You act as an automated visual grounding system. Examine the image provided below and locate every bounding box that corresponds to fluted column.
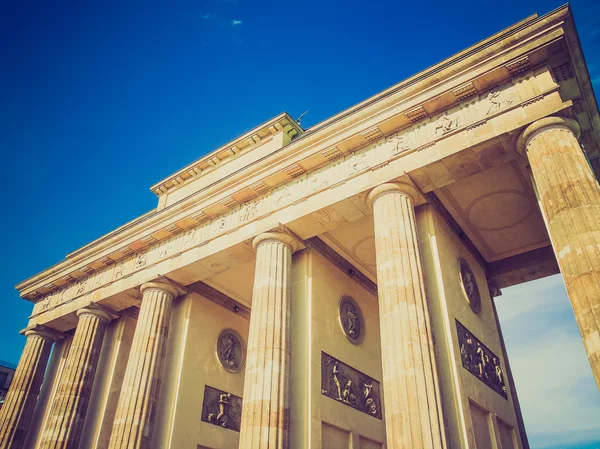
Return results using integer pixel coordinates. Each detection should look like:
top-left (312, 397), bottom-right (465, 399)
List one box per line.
top-left (38, 305), bottom-right (113, 449)
top-left (108, 281), bottom-right (182, 449)
top-left (239, 232), bottom-right (298, 449)
top-left (367, 183), bottom-right (445, 449)
top-left (0, 326), bottom-right (59, 449)
top-left (518, 116), bottom-right (600, 389)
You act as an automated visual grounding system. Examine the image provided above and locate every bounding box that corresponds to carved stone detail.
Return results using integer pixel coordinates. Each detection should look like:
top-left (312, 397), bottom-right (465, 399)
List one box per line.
top-left (434, 111), bottom-right (460, 135)
top-left (485, 88), bottom-right (515, 115)
top-left (387, 131), bottom-right (413, 155)
top-left (201, 385), bottom-right (242, 432)
top-left (320, 352), bottom-right (381, 419)
top-left (457, 320), bottom-right (507, 399)
top-left (338, 296), bottom-right (365, 344)
top-left (31, 77), bottom-right (541, 314)
top-left (458, 257), bottom-right (481, 313)
top-left (216, 329), bottom-right (245, 373)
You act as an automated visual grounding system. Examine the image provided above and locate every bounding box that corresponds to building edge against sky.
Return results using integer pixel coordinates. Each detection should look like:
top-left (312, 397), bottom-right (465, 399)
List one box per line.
top-left (1, 4), bottom-right (599, 449)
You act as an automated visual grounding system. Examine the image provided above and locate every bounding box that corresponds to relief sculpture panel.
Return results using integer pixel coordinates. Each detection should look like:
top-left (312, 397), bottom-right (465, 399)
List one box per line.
top-left (201, 385), bottom-right (243, 432)
top-left (456, 320), bottom-right (507, 399)
top-left (321, 352), bottom-right (382, 419)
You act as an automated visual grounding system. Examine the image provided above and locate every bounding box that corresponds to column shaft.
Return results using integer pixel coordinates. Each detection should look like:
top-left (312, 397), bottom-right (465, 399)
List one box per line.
top-left (368, 184), bottom-right (445, 449)
top-left (38, 307), bottom-right (112, 449)
top-left (0, 328), bottom-right (57, 449)
top-left (520, 117), bottom-right (600, 389)
top-left (239, 233), bottom-right (296, 449)
top-left (108, 282), bottom-right (177, 449)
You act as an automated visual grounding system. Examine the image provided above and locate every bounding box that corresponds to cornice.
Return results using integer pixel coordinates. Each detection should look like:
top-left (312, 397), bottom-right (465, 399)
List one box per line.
top-left (16, 5), bottom-right (590, 302)
top-left (149, 113), bottom-right (303, 197)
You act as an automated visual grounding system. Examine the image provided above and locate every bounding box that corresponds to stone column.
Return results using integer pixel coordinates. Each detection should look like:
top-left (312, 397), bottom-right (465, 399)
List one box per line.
top-left (0, 326), bottom-right (59, 449)
top-left (238, 232), bottom-right (298, 449)
top-left (367, 183), bottom-right (445, 449)
top-left (108, 280), bottom-right (182, 449)
top-left (38, 305), bottom-right (113, 449)
top-left (518, 116), bottom-right (600, 389)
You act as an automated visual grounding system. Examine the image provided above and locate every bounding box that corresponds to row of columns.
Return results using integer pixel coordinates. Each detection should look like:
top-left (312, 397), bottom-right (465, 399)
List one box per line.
top-left (1, 115), bottom-right (599, 449)
top-left (0, 281), bottom-right (180, 449)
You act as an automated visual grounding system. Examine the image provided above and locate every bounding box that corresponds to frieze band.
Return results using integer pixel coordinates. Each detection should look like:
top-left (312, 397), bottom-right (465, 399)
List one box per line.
top-left (456, 320), bottom-right (507, 399)
top-left (31, 73), bottom-right (547, 315)
top-left (320, 352), bottom-right (382, 419)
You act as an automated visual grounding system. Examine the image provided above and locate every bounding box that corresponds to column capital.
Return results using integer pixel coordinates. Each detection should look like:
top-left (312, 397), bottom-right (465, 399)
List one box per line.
top-left (516, 116), bottom-right (581, 157)
top-left (252, 231), bottom-right (300, 253)
top-left (20, 324), bottom-right (62, 342)
top-left (140, 277), bottom-right (186, 299)
top-left (366, 182), bottom-right (420, 208)
top-left (77, 302), bottom-right (117, 323)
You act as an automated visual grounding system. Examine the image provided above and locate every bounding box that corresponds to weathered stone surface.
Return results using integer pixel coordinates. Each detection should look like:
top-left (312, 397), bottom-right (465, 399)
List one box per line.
top-left (107, 281), bottom-right (180, 449)
top-left (0, 327), bottom-right (59, 449)
top-left (519, 116), bottom-right (600, 389)
top-left (38, 306), bottom-right (113, 449)
top-left (368, 183), bottom-right (446, 449)
top-left (238, 232), bottom-right (298, 449)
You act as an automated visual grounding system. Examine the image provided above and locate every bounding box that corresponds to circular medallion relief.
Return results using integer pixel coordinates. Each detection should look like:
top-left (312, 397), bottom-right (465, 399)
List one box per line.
top-left (216, 329), bottom-right (246, 373)
top-left (338, 296), bottom-right (365, 344)
top-left (458, 258), bottom-right (481, 314)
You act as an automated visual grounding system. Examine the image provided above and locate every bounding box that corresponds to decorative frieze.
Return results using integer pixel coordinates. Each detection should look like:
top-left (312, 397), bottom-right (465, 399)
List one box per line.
top-left (321, 352), bottom-right (382, 419)
top-left (403, 105), bottom-right (428, 122)
top-left (201, 386), bottom-right (242, 432)
top-left (361, 126), bottom-right (384, 142)
top-left (29, 74), bottom-right (551, 312)
top-left (219, 196), bottom-right (239, 209)
top-left (284, 163), bottom-right (306, 178)
top-left (249, 180), bottom-right (271, 195)
top-left (452, 82), bottom-right (478, 101)
top-left (505, 55), bottom-right (531, 76)
top-left (456, 320), bottom-right (507, 399)
top-left (321, 147), bottom-right (343, 160)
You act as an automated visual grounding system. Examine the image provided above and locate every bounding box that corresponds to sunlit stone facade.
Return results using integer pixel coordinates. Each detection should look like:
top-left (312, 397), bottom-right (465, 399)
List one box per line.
top-left (2, 5), bottom-right (600, 449)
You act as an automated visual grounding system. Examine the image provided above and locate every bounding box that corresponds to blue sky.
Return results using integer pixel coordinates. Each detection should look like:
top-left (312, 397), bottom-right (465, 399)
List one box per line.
top-left (1, 1), bottom-right (599, 447)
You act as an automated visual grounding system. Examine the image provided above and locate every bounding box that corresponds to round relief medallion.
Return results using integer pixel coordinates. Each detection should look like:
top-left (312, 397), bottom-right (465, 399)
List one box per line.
top-left (216, 329), bottom-right (246, 373)
top-left (458, 258), bottom-right (481, 314)
top-left (338, 296), bottom-right (365, 344)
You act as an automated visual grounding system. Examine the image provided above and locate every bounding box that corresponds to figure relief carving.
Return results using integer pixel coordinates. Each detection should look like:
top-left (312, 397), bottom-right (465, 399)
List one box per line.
top-left (134, 251), bottom-right (148, 270)
top-left (211, 216), bottom-right (228, 237)
top-left (309, 170), bottom-right (330, 192)
top-left (92, 271), bottom-right (105, 289)
top-left (321, 352), bottom-right (382, 419)
top-left (273, 184), bottom-right (292, 207)
top-left (201, 385), bottom-right (243, 432)
top-left (388, 131), bottom-right (413, 155)
top-left (485, 88), bottom-right (515, 115)
top-left (348, 151), bottom-right (369, 174)
top-left (240, 200), bottom-right (259, 223)
top-left (457, 320), bottom-right (507, 398)
top-left (458, 257), bottom-right (481, 313)
top-left (113, 260), bottom-right (126, 280)
top-left (434, 111), bottom-right (460, 135)
top-left (182, 228), bottom-right (196, 249)
top-left (75, 279), bottom-right (87, 296)
top-left (338, 296), bottom-right (365, 344)
top-left (217, 329), bottom-right (246, 373)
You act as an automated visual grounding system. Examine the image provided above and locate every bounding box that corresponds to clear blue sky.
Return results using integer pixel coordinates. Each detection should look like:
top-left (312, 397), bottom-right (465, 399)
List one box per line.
top-left (1, 1), bottom-right (599, 448)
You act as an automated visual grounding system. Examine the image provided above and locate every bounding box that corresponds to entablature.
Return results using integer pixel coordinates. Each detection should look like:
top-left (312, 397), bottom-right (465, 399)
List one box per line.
top-left (17, 5), bottom-right (599, 312)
